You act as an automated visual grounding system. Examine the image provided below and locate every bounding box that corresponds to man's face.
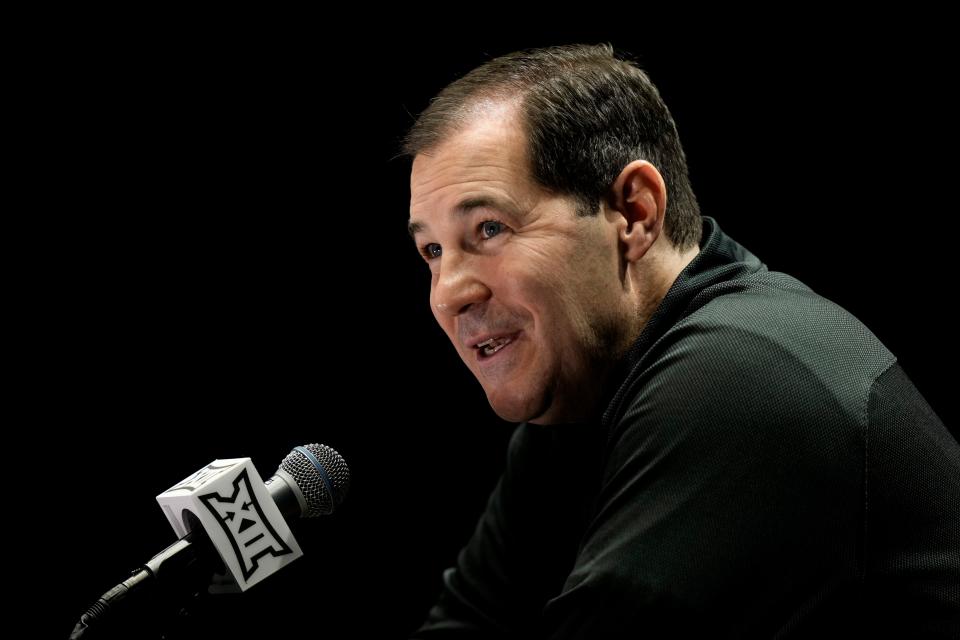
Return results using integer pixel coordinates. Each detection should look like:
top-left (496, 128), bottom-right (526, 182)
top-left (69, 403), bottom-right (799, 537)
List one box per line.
top-left (408, 106), bottom-right (634, 424)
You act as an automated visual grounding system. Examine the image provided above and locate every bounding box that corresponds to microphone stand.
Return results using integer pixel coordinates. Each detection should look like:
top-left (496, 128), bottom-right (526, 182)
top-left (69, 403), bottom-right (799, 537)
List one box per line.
top-left (70, 524), bottom-right (224, 639)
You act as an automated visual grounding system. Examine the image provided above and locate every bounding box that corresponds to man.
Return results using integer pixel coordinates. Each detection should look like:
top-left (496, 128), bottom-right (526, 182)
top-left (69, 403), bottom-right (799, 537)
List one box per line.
top-left (403, 44), bottom-right (959, 638)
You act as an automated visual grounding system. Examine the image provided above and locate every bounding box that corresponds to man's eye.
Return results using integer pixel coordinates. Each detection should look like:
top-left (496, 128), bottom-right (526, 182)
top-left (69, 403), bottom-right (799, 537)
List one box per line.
top-left (480, 220), bottom-right (505, 239)
top-left (422, 243), bottom-right (442, 260)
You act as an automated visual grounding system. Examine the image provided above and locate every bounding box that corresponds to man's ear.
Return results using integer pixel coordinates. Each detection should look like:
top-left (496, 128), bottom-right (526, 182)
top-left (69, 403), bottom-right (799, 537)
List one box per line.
top-left (607, 160), bottom-right (667, 263)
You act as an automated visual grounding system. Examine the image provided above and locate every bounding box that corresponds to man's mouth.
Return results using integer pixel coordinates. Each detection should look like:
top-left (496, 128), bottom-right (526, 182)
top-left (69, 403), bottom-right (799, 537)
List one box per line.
top-left (476, 335), bottom-right (513, 358)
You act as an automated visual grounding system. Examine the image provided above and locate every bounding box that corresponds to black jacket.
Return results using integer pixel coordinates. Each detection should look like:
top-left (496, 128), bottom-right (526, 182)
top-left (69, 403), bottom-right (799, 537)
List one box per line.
top-left (413, 216), bottom-right (960, 638)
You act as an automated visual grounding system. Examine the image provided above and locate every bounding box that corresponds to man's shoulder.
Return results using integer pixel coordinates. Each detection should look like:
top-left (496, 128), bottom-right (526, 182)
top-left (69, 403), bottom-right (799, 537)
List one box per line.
top-left (673, 268), bottom-right (896, 380)
top-left (608, 270), bottom-right (897, 439)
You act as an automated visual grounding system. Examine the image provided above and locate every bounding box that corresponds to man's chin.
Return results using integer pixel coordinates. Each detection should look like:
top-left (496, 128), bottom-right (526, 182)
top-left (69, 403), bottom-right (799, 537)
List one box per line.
top-left (485, 387), bottom-right (551, 424)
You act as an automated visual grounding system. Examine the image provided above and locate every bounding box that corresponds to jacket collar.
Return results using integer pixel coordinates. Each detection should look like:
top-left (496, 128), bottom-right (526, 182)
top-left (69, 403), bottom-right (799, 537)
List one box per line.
top-left (601, 215), bottom-right (768, 426)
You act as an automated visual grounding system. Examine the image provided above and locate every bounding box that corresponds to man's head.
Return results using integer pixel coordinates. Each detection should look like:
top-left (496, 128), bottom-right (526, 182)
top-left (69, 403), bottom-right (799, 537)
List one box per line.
top-left (405, 44), bottom-right (702, 424)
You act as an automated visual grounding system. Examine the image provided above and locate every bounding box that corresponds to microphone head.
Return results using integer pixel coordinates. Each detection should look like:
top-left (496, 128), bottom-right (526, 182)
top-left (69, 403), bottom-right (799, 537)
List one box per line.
top-left (279, 443), bottom-right (350, 517)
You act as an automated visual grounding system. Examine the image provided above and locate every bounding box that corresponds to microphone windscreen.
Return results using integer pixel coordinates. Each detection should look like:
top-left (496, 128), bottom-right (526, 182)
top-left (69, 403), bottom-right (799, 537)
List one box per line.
top-left (280, 444), bottom-right (351, 516)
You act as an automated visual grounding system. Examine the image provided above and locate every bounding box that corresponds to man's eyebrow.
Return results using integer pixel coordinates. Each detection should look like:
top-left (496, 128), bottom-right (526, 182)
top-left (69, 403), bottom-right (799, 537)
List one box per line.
top-left (408, 196), bottom-right (523, 239)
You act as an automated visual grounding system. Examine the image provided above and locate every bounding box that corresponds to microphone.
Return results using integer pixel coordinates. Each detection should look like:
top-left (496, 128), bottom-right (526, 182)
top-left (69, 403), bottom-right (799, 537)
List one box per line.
top-left (264, 443), bottom-right (351, 520)
top-left (70, 443), bottom-right (350, 639)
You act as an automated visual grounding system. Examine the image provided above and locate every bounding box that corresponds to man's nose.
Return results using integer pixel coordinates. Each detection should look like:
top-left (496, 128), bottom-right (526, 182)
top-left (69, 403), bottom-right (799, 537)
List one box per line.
top-left (432, 251), bottom-right (491, 317)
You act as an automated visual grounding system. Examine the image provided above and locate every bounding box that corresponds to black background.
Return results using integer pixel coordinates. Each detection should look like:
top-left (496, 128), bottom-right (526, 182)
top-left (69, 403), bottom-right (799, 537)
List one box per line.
top-left (32, 17), bottom-right (956, 639)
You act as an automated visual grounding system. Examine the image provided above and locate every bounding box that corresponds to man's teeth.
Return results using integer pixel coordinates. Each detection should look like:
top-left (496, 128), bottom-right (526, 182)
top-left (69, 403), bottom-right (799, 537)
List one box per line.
top-left (479, 336), bottom-right (512, 356)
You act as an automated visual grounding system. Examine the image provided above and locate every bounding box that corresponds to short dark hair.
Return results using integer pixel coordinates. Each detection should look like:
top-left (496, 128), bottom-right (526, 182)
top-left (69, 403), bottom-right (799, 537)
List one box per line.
top-left (402, 43), bottom-right (702, 252)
